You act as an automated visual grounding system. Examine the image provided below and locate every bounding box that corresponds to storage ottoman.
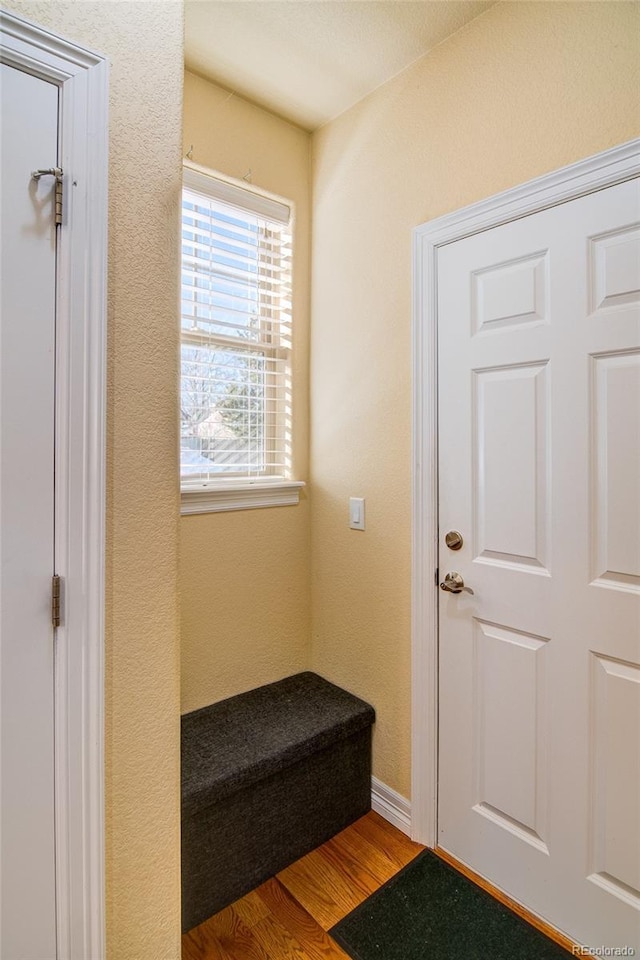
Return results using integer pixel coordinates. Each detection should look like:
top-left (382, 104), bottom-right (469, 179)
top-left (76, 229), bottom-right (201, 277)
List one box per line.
top-left (181, 671), bottom-right (375, 932)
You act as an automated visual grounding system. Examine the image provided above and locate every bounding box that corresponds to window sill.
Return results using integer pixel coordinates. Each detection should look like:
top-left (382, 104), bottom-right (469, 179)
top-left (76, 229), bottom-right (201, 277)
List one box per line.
top-left (180, 479), bottom-right (305, 515)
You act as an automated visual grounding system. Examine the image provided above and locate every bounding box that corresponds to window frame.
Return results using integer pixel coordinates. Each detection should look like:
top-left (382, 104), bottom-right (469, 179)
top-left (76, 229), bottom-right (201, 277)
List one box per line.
top-left (180, 163), bottom-right (303, 514)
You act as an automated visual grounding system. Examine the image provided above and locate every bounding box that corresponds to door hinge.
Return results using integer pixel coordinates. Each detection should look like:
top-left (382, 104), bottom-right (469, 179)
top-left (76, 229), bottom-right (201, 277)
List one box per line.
top-left (52, 575), bottom-right (63, 629)
top-left (31, 167), bottom-right (63, 226)
top-left (435, 567), bottom-right (439, 586)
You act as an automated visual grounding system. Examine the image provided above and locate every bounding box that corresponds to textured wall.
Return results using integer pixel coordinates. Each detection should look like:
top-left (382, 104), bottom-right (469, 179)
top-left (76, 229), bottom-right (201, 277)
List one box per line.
top-left (2, 2), bottom-right (183, 957)
top-left (180, 72), bottom-right (312, 713)
top-left (310, 1), bottom-right (640, 799)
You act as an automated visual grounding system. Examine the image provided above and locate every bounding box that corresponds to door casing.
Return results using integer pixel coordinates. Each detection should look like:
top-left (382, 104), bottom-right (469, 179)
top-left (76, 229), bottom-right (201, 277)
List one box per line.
top-left (411, 138), bottom-right (640, 849)
top-left (0, 11), bottom-right (108, 959)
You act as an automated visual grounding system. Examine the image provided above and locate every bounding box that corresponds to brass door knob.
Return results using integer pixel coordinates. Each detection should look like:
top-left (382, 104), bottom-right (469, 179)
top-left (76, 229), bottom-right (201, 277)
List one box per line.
top-left (440, 572), bottom-right (474, 595)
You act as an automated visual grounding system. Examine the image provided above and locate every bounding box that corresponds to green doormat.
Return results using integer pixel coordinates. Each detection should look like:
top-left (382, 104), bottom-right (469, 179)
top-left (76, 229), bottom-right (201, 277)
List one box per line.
top-left (330, 850), bottom-right (570, 960)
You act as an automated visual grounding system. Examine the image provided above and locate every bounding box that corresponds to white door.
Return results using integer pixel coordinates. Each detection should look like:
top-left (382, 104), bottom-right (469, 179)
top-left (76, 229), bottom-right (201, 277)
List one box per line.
top-left (1, 63), bottom-right (59, 959)
top-left (438, 177), bottom-right (640, 949)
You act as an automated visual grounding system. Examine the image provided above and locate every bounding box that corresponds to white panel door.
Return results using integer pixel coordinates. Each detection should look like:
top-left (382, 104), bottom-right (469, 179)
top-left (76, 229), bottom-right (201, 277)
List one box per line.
top-left (1, 63), bottom-right (59, 959)
top-left (438, 177), bottom-right (640, 950)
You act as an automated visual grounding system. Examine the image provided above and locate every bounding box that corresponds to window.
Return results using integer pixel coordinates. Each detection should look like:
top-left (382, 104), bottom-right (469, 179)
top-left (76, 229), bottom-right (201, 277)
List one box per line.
top-left (180, 165), bottom-right (303, 513)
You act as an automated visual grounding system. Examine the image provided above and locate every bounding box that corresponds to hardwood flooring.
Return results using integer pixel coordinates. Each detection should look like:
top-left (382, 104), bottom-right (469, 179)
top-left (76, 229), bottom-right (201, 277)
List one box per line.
top-left (182, 811), bottom-right (425, 960)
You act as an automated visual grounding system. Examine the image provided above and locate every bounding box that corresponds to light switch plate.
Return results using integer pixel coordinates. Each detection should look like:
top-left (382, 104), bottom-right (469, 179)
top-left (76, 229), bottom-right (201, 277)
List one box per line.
top-left (349, 497), bottom-right (365, 530)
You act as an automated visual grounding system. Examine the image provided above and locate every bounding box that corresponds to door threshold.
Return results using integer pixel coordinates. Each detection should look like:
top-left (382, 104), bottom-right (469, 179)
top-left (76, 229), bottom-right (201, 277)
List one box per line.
top-left (434, 846), bottom-right (577, 955)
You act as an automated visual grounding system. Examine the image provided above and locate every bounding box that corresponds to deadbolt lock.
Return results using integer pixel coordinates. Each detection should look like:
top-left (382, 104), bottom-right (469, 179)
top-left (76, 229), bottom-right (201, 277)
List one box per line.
top-left (445, 530), bottom-right (463, 551)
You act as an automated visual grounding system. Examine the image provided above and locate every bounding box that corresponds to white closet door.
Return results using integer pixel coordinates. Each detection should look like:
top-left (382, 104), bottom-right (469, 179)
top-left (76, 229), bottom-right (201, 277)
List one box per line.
top-left (1, 62), bottom-right (59, 960)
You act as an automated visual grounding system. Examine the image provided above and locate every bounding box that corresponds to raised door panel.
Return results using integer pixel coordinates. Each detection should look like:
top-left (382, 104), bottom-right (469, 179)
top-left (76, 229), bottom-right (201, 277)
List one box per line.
top-left (472, 620), bottom-right (549, 853)
top-left (473, 362), bottom-right (550, 573)
top-left (589, 654), bottom-right (640, 908)
top-left (591, 227), bottom-right (640, 312)
top-left (472, 251), bottom-right (549, 335)
top-left (590, 351), bottom-right (640, 593)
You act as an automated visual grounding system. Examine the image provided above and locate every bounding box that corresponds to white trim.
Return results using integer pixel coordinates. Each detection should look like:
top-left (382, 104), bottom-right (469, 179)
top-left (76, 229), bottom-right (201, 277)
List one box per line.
top-left (411, 139), bottom-right (640, 847)
top-left (1, 11), bottom-right (107, 960)
top-left (183, 160), bottom-right (291, 224)
top-left (371, 777), bottom-right (412, 837)
top-left (414, 139), bottom-right (640, 249)
top-left (410, 212), bottom-right (440, 847)
top-left (181, 479), bottom-right (305, 514)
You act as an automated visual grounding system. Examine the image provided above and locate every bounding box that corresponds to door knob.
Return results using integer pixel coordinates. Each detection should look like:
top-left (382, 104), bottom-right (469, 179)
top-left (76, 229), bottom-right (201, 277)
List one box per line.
top-left (440, 572), bottom-right (474, 595)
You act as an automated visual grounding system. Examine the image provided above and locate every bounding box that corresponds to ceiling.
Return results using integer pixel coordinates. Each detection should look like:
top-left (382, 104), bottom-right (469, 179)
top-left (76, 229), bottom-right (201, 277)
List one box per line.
top-left (185, 1), bottom-right (496, 131)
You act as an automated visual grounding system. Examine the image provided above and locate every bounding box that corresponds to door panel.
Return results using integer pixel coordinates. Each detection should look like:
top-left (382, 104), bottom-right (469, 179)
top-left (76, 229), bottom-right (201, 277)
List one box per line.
top-left (592, 351), bottom-right (640, 589)
top-left (590, 654), bottom-right (640, 901)
top-left (473, 361), bottom-right (550, 569)
top-left (0, 63), bottom-right (59, 959)
top-left (438, 177), bottom-right (640, 949)
top-left (472, 620), bottom-right (549, 853)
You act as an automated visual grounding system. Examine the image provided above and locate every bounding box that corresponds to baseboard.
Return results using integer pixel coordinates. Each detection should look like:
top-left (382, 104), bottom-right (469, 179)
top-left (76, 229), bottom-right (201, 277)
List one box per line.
top-left (371, 777), bottom-right (412, 836)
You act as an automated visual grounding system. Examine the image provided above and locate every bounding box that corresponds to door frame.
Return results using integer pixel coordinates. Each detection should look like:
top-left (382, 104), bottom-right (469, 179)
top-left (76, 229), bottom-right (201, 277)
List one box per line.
top-left (0, 11), bottom-right (107, 958)
top-left (411, 138), bottom-right (640, 847)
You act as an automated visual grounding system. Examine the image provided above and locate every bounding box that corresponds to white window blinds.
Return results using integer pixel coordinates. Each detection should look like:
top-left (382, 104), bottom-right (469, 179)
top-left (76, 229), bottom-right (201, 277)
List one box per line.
top-left (180, 167), bottom-right (293, 485)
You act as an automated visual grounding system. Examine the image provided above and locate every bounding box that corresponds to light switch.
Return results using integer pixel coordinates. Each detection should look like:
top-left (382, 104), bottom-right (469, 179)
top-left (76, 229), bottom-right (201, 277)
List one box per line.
top-left (349, 497), bottom-right (365, 530)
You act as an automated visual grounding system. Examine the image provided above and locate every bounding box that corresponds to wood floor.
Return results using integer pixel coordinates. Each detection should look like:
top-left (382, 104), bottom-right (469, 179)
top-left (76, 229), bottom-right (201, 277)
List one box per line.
top-left (182, 811), bottom-right (425, 960)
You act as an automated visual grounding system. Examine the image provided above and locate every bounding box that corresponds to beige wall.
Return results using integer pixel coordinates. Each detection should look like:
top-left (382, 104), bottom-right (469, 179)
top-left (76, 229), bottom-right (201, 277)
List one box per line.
top-left (310, 1), bottom-right (640, 798)
top-left (180, 72), bottom-right (312, 712)
top-left (3, 2), bottom-right (183, 957)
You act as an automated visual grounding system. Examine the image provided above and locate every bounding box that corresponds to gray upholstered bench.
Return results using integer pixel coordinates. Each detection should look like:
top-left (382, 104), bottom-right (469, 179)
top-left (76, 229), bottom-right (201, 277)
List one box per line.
top-left (181, 671), bottom-right (375, 932)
